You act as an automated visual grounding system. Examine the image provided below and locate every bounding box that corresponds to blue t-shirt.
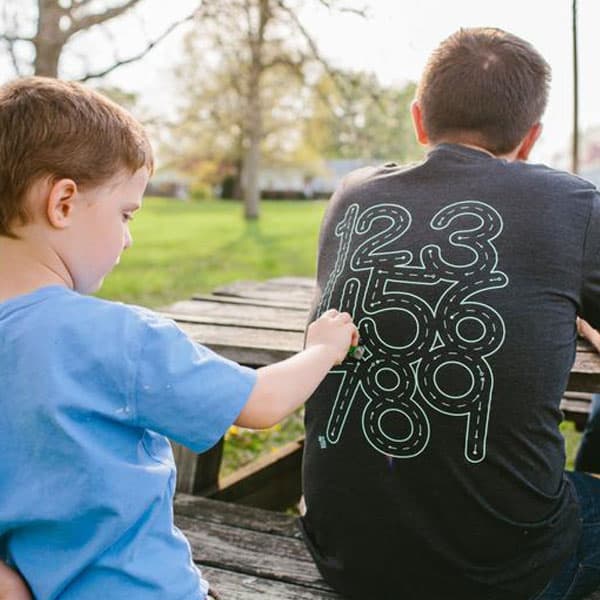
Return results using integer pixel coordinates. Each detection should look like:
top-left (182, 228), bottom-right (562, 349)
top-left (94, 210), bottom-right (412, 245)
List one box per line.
top-left (0, 286), bottom-right (257, 599)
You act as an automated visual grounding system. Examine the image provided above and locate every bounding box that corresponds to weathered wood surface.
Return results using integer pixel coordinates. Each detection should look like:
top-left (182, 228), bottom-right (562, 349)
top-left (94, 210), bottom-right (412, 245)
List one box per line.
top-left (173, 494), bottom-right (341, 599)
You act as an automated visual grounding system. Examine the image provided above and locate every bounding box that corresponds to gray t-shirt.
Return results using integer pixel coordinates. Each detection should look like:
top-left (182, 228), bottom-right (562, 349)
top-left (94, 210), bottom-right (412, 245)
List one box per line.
top-left (301, 143), bottom-right (600, 600)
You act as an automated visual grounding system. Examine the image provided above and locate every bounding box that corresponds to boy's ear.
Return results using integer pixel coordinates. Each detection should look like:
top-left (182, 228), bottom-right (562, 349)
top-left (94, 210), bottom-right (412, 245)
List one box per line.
top-left (411, 100), bottom-right (429, 146)
top-left (46, 178), bottom-right (78, 229)
top-left (516, 122), bottom-right (543, 161)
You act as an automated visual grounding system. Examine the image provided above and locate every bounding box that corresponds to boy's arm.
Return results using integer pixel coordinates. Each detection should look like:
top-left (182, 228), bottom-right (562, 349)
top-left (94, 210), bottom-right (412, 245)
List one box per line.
top-left (0, 562), bottom-right (31, 600)
top-left (235, 309), bottom-right (358, 428)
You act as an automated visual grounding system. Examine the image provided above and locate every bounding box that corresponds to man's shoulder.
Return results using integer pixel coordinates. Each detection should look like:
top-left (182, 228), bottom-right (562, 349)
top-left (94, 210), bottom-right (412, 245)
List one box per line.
top-left (336, 161), bottom-right (419, 195)
top-left (508, 160), bottom-right (598, 193)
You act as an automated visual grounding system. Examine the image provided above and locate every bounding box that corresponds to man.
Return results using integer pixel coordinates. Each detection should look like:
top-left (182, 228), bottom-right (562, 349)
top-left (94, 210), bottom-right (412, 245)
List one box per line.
top-left (301, 28), bottom-right (600, 600)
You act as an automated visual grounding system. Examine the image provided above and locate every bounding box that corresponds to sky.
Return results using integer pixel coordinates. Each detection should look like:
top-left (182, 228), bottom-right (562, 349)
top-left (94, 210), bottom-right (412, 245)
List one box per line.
top-left (3, 0), bottom-right (599, 166)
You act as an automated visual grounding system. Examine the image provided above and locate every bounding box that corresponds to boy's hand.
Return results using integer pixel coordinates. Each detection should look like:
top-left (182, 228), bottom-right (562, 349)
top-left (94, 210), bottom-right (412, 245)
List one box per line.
top-left (306, 309), bottom-right (359, 365)
top-left (0, 562), bottom-right (31, 600)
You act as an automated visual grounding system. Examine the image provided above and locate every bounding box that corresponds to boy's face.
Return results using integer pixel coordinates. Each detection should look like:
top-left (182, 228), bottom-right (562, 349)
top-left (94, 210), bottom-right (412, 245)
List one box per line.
top-left (61, 167), bottom-right (149, 294)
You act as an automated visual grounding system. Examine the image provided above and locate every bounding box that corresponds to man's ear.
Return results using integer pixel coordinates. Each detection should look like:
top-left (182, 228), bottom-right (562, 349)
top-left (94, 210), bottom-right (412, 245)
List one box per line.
top-left (516, 123), bottom-right (543, 161)
top-left (411, 100), bottom-right (429, 146)
top-left (46, 178), bottom-right (78, 229)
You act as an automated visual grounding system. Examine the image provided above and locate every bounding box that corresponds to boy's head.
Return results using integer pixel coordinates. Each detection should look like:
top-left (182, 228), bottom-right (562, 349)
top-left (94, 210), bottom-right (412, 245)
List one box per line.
top-left (413, 27), bottom-right (551, 156)
top-left (0, 76), bottom-right (153, 238)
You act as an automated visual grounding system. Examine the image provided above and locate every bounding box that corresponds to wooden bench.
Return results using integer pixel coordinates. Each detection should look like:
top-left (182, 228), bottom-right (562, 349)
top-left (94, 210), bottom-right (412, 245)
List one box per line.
top-left (173, 493), bottom-right (341, 599)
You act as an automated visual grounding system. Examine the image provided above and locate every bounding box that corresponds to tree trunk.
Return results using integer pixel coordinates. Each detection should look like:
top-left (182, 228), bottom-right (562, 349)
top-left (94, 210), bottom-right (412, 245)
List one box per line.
top-left (34, 0), bottom-right (65, 77)
top-left (243, 125), bottom-right (261, 219)
top-left (243, 52), bottom-right (263, 219)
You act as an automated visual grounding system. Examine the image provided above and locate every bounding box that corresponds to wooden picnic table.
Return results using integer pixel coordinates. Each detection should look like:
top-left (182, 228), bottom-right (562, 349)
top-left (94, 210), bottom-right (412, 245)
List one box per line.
top-left (162, 276), bottom-right (600, 499)
top-left (164, 277), bottom-right (600, 600)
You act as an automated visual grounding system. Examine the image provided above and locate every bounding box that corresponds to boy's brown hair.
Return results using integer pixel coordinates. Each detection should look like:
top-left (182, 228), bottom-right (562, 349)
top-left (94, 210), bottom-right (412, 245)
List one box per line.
top-left (0, 76), bottom-right (154, 237)
top-left (416, 27), bottom-right (551, 154)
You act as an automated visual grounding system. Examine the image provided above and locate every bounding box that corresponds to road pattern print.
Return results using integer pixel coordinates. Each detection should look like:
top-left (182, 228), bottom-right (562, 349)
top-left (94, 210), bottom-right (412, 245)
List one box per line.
top-left (317, 201), bottom-right (508, 463)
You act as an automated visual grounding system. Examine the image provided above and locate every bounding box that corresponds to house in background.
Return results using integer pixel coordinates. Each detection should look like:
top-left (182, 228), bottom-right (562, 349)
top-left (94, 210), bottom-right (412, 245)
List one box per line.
top-left (145, 169), bottom-right (192, 199)
top-left (259, 158), bottom-right (376, 199)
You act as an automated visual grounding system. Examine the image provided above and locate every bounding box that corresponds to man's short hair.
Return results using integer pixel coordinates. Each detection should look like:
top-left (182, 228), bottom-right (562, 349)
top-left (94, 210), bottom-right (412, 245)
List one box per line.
top-left (416, 27), bottom-right (551, 154)
top-left (0, 76), bottom-right (154, 237)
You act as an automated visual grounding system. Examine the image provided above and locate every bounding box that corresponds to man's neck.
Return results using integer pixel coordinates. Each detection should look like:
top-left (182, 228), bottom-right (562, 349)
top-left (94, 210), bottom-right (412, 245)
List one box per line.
top-left (434, 140), bottom-right (519, 162)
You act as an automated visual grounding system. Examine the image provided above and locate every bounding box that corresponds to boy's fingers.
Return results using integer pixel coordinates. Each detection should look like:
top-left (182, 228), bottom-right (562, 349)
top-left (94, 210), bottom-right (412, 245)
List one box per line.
top-left (336, 312), bottom-right (352, 323)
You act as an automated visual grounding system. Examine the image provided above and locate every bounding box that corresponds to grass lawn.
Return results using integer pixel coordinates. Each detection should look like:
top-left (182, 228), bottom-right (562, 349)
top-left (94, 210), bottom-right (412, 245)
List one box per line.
top-left (97, 196), bottom-right (584, 475)
top-left (98, 197), bottom-right (327, 308)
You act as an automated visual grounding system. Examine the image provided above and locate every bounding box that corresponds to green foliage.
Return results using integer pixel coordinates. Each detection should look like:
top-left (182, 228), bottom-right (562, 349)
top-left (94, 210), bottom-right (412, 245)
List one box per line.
top-left (560, 420), bottom-right (582, 471)
top-left (304, 71), bottom-right (425, 163)
top-left (97, 197), bottom-right (326, 308)
top-left (222, 410), bottom-right (305, 477)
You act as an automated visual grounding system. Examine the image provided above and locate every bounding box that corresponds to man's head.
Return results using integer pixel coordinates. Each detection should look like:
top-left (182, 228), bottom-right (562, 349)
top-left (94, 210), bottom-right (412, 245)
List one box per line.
top-left (0, 76), bottom-right (153, 238)
top-left (412, 27), bottom-right (551, 157)
top-left (0, 77), bottom-right (154, 293)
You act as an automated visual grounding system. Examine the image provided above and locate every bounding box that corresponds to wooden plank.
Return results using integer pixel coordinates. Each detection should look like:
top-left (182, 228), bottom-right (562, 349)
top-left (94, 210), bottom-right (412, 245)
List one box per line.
top-left (175, 514), bottom-right (331, 591)
top-left (173, 439), bottom-right (224, 495)
top-left (173, 321), bottom-right (303, 366)
top-left (161, 311), bottom-right (305, 333)
top-left (200, 565), bottom-right (341, 599)
top-left (174, 494), bottom-right (301, 538)
top-left (191, 293), bottom-right (311, 312)
top-left (209, 439), bottom-right (303, 511)
top-left (265, 276), bottom-right (317, 288)
top-left (569, 351), bottom-right (600, 392)
top-left (162, 300), bottom-right (308, 330)
top-left (213, 280), bottom-right (315, 307)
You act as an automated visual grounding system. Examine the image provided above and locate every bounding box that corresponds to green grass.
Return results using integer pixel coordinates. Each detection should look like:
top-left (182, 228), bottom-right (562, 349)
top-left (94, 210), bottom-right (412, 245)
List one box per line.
top-left (97, 196), bottom-right (584, 475)
top-left (561, 421), bottom-right (582, 471)
top-left (98, 197), bottom-right (326, 308)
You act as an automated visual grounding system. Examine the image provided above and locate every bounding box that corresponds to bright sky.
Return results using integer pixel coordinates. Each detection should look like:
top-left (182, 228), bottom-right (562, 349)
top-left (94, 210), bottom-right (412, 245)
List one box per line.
top-left (5, 0), bottom-right (598, 166)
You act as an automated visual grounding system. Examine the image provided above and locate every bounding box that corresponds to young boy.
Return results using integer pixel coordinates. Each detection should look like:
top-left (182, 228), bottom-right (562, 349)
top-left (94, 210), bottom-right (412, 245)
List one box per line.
top-left (0, 77), bottom-right (358, 599)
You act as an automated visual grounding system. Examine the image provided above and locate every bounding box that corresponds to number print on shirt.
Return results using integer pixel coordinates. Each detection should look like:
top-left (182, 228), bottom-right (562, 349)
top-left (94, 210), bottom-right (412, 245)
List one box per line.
top-left (318, 201), bottom-right (508, 463)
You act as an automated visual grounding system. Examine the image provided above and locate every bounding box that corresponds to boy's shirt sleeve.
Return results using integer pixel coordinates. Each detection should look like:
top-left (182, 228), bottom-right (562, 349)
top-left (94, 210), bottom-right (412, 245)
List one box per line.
top-left (131, 311), bottom-right (257, 453)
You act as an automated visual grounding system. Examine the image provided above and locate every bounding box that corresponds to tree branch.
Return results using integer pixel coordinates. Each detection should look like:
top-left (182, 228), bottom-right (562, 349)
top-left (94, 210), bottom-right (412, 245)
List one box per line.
top-left (76, 6), bottom-right (201, 82)
top-left (68, 0), bottom-right (142, 35)
top-left (316, 0), bottom-right (367, 17)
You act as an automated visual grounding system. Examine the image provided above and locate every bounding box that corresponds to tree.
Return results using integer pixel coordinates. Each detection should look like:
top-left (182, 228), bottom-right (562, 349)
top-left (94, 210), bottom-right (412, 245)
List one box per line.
top-left (304, 71), bottom-right (423, 164)
top-left (164, 22), bottom-right (309, 201)
top-left (0, 0), bottom-right (200, 80)
top-left (169, 0), bottom-right (364, 219)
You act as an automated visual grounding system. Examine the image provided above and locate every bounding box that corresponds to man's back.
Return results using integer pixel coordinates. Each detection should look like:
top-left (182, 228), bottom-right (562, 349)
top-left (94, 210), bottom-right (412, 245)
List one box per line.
top-left (302, 144), bottom-right (600, 600)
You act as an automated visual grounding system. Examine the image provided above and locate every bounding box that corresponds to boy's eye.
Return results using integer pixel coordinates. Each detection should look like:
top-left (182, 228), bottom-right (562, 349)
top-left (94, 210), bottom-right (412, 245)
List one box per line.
top-left (122, 213), bottom-right (134, 222)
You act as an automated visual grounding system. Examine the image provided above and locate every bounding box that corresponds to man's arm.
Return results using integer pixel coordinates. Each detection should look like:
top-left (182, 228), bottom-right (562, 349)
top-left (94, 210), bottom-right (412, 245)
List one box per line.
top-left (0, 562), bottom-right (31, 600)
top-left (235, 309), bottom-right (358, 428)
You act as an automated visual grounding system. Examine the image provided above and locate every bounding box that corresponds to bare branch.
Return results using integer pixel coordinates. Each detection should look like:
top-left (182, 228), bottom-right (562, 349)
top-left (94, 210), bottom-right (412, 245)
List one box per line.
top-left (316, 0), bottom-right (367, 17)
top-left (0, 33), bottom-right (34, 42)
top-left (76, 6), bottom-right (201, 82)
top-left (68, 0), bottom-right (142, 35)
